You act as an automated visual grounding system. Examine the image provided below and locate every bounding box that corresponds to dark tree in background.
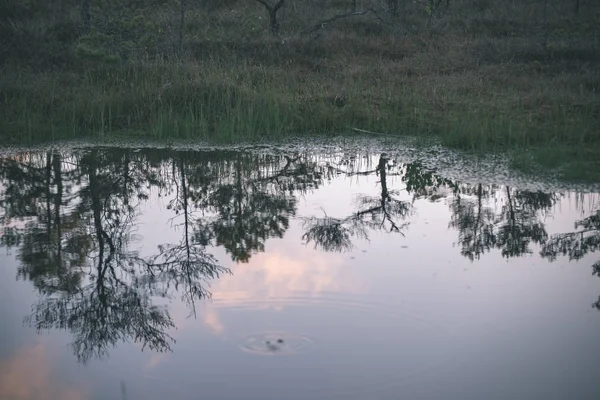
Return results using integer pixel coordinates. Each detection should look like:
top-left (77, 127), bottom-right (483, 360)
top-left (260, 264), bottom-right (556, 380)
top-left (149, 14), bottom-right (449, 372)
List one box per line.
top-left (388, 0), bottom-right (398, 16)
top-left (81, 0), bottom-right (90, 33)
top-left (254, 0), bottom-right (286, 35)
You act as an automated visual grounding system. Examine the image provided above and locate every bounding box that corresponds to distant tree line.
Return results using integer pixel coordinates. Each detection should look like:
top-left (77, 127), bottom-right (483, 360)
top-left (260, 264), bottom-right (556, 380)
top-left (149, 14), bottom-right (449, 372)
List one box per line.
top-left (1, 0), bottom-right (591, 65)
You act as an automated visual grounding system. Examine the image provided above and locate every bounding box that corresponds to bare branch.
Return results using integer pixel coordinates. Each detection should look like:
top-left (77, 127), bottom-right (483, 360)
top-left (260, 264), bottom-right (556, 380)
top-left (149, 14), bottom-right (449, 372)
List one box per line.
top-left (253, 0), bottom-right (286, 35)
top-left (280, 7), bottom-right (404, 42)
top-left (254, 0), bottom-right (273, 11)
top-left (302, 8), bottom-right (378, 36)
top-left (272, 0), bottom-right (285, 13)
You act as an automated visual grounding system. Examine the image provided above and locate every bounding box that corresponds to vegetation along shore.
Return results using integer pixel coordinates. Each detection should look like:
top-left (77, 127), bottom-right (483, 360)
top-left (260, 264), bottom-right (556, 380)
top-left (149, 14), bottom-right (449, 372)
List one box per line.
top-left (1, 0), bottom-right (599, 179)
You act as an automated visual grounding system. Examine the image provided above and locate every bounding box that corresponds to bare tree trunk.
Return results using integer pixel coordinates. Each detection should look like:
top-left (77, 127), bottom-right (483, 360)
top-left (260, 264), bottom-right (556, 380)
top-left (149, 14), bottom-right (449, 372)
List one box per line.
top-left (352, 0), bottom-right (357, 12)
top-left (255, 0), bottom-right (286, 35)
top-left (388, 0), bottom-right (398, 16)
top-left (81, 0), bottom-right (91, 34)
top-left (574, 0), bottom-right (580, 15)
top-left (179, 0), bottom-right (186, 53)
top-left (543, 0), bottom-right (549, 47)
top-left (269, 10), bottom-right (279, 34)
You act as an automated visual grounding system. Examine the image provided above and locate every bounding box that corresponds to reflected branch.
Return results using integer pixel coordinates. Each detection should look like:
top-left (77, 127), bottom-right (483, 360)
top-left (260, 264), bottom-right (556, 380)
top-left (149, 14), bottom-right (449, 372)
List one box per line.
top-left (301, 155), bottom-right (416, 252)
top-left (541, 210), bottom-right (600, 262)
top-left (137, 243), bottom-right (231, 310)
top-left (541, 208), bottom-right (600, 311)
top-left (302, 216), bottom-right (369, 252)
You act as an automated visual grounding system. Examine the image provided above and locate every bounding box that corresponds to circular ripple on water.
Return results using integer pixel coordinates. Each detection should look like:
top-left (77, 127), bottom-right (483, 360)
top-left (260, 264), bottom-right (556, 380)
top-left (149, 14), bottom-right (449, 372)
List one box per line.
top-left (213, 291), bottom-right (468, 397)
top-left (238, 331), bottom-right (315, 356)
top-left (212, 292), bottom-right (458, 338)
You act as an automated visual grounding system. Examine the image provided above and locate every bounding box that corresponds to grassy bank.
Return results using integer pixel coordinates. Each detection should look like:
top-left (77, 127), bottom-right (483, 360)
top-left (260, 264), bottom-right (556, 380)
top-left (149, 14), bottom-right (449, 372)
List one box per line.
top-left (1, 0), bottom-right (599, 179)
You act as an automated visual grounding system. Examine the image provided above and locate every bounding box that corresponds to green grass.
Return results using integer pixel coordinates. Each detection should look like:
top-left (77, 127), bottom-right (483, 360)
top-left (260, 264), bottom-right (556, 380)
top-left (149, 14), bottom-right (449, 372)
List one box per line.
top-left (1, 0), bottom-right (599, 180)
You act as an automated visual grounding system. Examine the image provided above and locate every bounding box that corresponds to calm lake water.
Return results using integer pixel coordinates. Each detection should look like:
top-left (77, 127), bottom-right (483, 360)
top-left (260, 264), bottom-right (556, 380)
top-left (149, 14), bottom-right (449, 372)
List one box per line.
top-left (1, 142), bottom-right (599, 400)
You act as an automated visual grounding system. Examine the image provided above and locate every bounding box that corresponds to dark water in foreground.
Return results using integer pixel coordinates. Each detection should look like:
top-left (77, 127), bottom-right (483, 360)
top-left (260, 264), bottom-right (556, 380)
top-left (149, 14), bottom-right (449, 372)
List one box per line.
top-left (0, 144), bottom-right (599, 400)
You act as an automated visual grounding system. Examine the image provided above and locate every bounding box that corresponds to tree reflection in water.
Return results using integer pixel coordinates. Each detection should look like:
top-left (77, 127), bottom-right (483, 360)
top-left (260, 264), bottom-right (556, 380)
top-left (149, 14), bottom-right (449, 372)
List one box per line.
top-left (449, 186), bottom-right (560, 260)
top-left (0, 146), bottom-right (598, 363)
top-left (541, 208), bottom-right (600, 309)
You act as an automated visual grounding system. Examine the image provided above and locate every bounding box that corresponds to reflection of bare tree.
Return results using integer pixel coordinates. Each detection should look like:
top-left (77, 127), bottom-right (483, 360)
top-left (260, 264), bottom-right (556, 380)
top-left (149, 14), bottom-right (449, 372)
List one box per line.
top-left (0, 149), bottom-right (236, 363)
top-left (541, 208), bottom-right (600, 310)
top-left (400, 161), bottom-right (458, 201)
top-left (0, 148), bottom-right (335, 363)
top-left (2, 145), bottom-right (598, 363)
top-left (494, 189), bottom-right (556, 258)
top-left (202, 152), bottom-right (319, 262)
top-left (28, 276), bottom-right (175, 364)
top-left (540, 210), bottom-right (600, 262)
top-left (594, 261), bottom-right (600, 310)
top-left (448, 184), bottom-right (496, 261)
top-left (0, 153), bottom-right (90, 293)
top-left (449, 187), bottom-right (560, 260)
top-left (138, 243), bottom-right (227, 307)
top-left (302, 214), bottom-right (370, 253)
top-left (302, 155), bottom-right (415, 252)
top-left (21, 149), bottom-right (177, 363)
top-left (136, 157), bottom-right (231, 314)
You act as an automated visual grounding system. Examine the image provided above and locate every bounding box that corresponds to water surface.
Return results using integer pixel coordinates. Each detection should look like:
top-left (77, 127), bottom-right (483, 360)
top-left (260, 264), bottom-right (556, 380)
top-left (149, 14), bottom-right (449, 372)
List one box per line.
top-left (1, 143), bottom-right (599, 400)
